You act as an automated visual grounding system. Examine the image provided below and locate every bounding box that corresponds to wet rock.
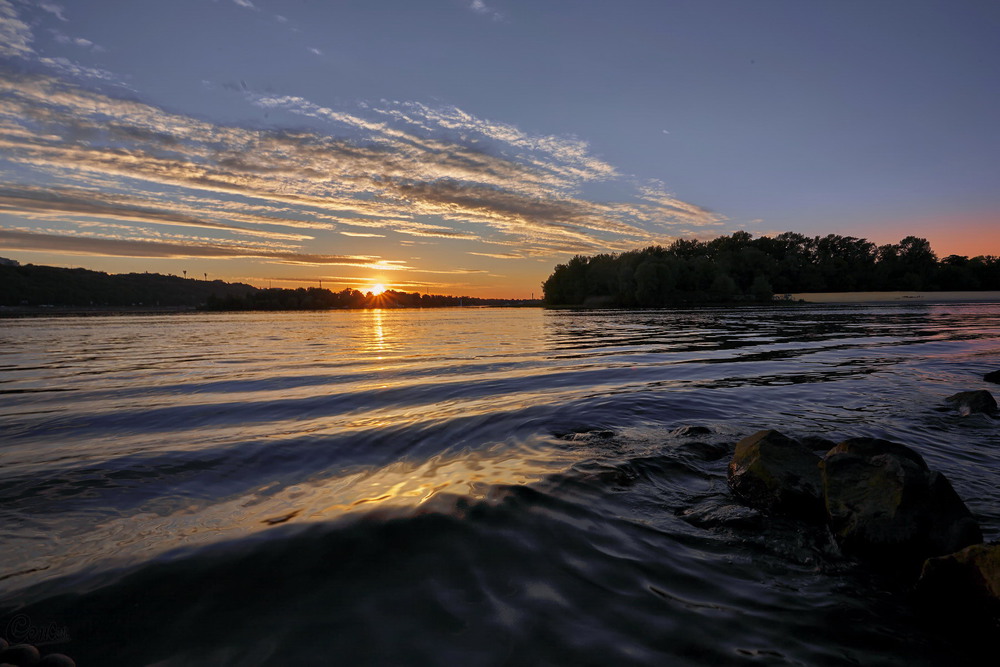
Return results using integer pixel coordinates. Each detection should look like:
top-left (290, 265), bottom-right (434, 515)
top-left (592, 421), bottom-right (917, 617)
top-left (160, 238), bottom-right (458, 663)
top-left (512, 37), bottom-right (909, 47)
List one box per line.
top-left (671, 425), bottom-right (712, 437)
top-left (38, 655), bottom-right (75, 667)
top-left (680, 498), bottom-right (765, 531)
top-left (820, 438), bottom-right (982, 565)
top-left (826, 437), bottom-right (928, 470)
top-left (916, 543), bottom-right (1000, 628)
top-left (799, 435), bottom-right (837, 452)
top-left (945, 390), bottom-right (997, 415)
top-left (0, 643), bottom-right (40, 666)
top-left (727, 430), bottom-right (824, 520)
top-left (556, 428), bottom-right (615, 441)
top-left (984, 370), bottom-right (1000, 384)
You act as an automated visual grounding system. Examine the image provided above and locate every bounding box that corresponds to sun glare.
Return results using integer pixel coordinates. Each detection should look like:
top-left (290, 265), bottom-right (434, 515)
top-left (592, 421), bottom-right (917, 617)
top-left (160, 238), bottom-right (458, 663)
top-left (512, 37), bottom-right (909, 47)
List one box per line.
top-left (371, 283), bottom-right (386, 295)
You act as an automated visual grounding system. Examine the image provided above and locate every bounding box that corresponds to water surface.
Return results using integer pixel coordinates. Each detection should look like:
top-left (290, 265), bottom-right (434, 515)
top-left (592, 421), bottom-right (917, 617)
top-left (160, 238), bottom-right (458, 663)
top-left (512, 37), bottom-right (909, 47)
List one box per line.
top-left (1, 305), bottom-right (998, 665)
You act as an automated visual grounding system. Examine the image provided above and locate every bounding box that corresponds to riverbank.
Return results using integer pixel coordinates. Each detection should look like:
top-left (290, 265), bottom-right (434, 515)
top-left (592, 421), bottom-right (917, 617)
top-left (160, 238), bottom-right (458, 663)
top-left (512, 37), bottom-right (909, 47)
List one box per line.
top-left (788, 291), bottom-right (1000, 304)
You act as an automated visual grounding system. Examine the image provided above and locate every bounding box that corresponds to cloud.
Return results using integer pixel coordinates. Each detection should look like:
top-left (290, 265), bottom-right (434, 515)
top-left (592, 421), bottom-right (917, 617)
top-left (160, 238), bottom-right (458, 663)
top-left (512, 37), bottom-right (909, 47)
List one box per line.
top-left (0, 0), bottom-right (33, 57)
top-left (37, 57), bottom-right (121, 82)
top-left (0, 187), bottom-right (312, 241)
top-left (0, 228), bottom-right (401, 268)
top-left (0, 68), bottom-right (719, 267)
top-left (36, 1), bottom-right (66, 21)
top-left (232, 0), bottom-right (256, 9)
top-left (51, 30), bottom-right (105, 52)
top-left (468, 0), bottom-right (502, 21)
top-left (467, 251), bottom-right (525, 260)
top-left (308, 47), bottom-right (322, 56)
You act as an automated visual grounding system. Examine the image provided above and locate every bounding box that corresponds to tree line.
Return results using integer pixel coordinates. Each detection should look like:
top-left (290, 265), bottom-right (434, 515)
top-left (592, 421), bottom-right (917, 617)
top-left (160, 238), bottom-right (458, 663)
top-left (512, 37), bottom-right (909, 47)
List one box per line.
top-left (203, 288), bottom-right (535, 310)
top-left (0, 259), bottom-right (536, 310)
top-left (542, 232), bottom-right (1000, 307)
top-left (0, 261), bottom-right (255, 307)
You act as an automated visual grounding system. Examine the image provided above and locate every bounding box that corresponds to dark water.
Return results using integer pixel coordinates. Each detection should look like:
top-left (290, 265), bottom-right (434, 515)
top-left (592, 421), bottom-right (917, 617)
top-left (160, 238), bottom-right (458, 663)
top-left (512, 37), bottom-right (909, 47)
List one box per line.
top-left (1, 305), bottom-right (997, 666)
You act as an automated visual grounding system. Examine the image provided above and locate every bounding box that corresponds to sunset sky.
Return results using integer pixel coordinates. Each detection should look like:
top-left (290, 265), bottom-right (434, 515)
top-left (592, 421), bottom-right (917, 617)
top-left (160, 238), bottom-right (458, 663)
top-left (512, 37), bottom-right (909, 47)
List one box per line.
top-left (1, 0), bottom-right (998, 297)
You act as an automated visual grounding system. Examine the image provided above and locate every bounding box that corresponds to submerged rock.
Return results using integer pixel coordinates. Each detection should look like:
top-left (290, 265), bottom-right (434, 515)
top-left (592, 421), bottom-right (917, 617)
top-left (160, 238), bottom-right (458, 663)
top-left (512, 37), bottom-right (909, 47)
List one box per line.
top-left (671, 425), bottom-right (712, 437)
top-left (727, 430), bottom-right (824, 520)
top-left (680, 497), bottom-right (765, 531)
top-left (945, 390), bottom-right (997, 415)
top-left (916, 543), bottom-right (1000, 627)
top-left (984, 370), bottom-right (1000, 384)
top-left (820, 438), bottom-right (982, 565)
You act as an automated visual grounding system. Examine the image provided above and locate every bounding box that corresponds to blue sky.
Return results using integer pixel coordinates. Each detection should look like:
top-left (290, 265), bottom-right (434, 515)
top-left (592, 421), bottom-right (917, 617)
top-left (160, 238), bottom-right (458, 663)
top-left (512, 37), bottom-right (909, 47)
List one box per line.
top-left (1, 0), bottom-right (998, 296)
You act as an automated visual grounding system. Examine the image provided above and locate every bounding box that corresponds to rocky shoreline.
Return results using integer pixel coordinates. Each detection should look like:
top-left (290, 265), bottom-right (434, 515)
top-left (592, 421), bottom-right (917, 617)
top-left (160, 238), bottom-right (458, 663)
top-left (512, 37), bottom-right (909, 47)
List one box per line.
top-left (722, 375), bottom-right (999, 631)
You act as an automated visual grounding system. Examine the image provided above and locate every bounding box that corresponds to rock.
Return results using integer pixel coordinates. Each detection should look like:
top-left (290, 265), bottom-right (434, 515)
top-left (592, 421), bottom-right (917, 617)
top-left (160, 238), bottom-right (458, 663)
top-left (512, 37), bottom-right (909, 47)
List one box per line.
top-left (680, 498), bottom-right (765, 530)
top-left (984, 370), bottom-right (1000, 384)
top-left (0, 644), bottom-right (41, 666)
top-left (727, 430), bottom-right (824, 520)
top-left (916, 543), bottom-right (1000, 626)
top-left (945, 390), bottom-right (997, 415)
top-left (38, 655), bottom-right (75, 667)
top-left (820, 438), bottom-right (982, 565)
top-left (671, 425), bottom-right (712, 437)
top-left (799, 435), bottom-right (837, 452)
top-left (826, 436), bottom-right (928, 471)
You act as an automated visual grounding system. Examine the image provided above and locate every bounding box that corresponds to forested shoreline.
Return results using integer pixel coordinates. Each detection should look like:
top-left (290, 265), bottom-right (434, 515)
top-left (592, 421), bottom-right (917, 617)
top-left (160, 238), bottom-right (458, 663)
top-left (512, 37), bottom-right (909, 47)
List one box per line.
top-left (0, 260), bottom-right (535, 311)
top-left (542, 232), bottom-right (1000, 307)
top-left (203, 288), bottom-right (535, 310)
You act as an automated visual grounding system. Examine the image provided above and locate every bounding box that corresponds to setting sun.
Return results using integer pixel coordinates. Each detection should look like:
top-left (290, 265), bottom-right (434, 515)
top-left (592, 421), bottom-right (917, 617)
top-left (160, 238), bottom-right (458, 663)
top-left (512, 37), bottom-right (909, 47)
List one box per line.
top-left (370, 283), bottom-right (386, 295)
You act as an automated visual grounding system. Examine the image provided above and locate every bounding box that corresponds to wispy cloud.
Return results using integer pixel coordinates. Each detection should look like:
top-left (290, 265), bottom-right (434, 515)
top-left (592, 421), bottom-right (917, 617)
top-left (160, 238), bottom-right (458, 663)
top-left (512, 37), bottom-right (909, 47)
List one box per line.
top-left (467, 251), bottom-right (526, 260)
top-left (36, 1), bottom-right (66, 21)
top-left (50, 30), bottom-right (105, 52)
top-left (232, 0), bottom-right (256, 9)
top-left (1, 2), bottom-right (122, 84)
top-left (0, 229), bottom-right (404, 269)
top-left (468, 0), bottom-right (503, 21)
top-left (1, 54), bottom-right (719, 270)
top-left (0, 187), bottom-right (312, 241)
top-left (0, 0), bottom-right (33, 57)
top-left (36, 57), bottom-right (120, 82)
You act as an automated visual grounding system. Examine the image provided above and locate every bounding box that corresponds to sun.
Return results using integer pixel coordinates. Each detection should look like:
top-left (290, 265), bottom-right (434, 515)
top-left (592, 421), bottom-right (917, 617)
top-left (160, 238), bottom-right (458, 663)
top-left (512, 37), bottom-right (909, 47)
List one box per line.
top-left (370, 283), bottom-right (386, 295)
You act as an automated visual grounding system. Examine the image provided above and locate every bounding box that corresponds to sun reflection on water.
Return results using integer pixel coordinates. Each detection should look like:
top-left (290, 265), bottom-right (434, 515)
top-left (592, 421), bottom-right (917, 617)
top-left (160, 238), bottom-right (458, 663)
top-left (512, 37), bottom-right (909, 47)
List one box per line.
top-left (367, 308), bottom-right (386, 355)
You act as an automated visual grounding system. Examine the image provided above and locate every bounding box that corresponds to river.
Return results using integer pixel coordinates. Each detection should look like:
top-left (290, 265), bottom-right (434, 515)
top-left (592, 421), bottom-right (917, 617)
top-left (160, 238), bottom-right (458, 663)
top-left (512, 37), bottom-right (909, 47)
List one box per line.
top-left (1, 304), bottom-right (998, 665)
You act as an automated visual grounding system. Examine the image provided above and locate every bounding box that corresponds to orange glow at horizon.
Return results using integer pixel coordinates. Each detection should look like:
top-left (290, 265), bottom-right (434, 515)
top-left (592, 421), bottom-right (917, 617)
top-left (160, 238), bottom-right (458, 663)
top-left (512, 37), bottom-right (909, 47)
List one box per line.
top-left (370, 283), bottom-right (386, 295)
top-left (853, 212), bottom-right (1000, 259)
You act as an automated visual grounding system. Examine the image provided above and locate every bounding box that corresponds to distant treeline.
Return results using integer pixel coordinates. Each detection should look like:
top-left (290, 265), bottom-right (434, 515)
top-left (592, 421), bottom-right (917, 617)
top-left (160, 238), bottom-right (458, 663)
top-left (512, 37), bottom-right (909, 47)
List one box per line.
top-left (0, 261), bottom-right (256, 307)
top-left (0, 259), bottom-right (535, 310)
top-left (204, 288), bottom-right (535, 310)
top-left (542, 232), bottom-right (1000, 307)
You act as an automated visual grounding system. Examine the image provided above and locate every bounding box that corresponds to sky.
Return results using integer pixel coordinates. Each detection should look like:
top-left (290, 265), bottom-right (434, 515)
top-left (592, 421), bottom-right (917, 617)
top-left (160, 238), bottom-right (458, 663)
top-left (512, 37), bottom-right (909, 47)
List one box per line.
top-left (1, 0), bottom-right (999, 297)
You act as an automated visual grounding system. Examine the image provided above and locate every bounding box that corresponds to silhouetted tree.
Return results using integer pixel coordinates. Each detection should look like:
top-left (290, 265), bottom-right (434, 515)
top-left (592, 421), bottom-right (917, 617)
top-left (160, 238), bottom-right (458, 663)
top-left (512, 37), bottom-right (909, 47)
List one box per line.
top-left (540, 232), bottom-right (1000, 307)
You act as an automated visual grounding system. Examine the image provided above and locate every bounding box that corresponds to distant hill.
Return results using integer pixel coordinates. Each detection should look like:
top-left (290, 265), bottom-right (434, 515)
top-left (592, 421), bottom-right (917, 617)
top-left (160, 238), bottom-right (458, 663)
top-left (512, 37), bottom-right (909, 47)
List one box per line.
top-left (0, 260), bottom-right (257, 307)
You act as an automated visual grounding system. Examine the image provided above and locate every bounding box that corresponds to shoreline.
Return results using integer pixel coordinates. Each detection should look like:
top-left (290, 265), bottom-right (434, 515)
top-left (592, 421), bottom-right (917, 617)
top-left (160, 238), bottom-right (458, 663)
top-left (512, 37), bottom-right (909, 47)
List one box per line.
top-left (5, 292), bottom-right (1000, 317)
top-left (787, 290), bottom-right (1000, 304)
